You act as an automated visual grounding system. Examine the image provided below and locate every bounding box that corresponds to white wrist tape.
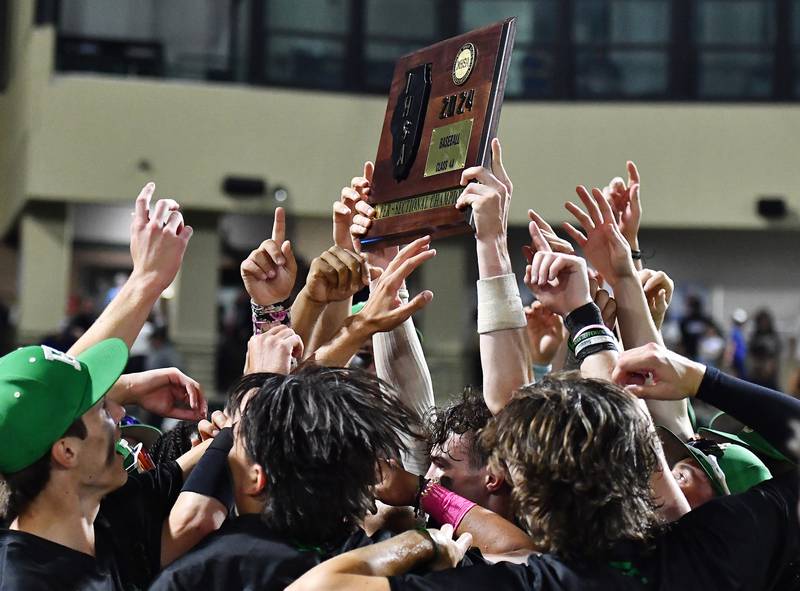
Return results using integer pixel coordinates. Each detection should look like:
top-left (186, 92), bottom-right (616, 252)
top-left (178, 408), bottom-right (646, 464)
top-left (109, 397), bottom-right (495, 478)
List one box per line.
top-left (476, 274), bottom-right (526, 334)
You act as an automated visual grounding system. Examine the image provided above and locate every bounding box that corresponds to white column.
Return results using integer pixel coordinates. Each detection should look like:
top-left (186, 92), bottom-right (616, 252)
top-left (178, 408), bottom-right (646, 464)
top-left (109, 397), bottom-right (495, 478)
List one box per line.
top-left (170, 212), bottom-right (220, 400)
top-left (18, 204), bottom-right (72, 343)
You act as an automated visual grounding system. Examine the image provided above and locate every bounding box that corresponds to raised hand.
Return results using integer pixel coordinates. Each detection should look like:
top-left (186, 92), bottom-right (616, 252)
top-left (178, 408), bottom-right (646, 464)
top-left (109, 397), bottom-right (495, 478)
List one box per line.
top-left (345, 162), bottom-right (402, 270)
top-left (198, 410), bottom-right (232, 441)
top-left (603, 161), bottom-right (642, 251)
top-left (524, 223), bottom-right (592, 318)
top-left (455, 138), bottom-right (512, 242)
top-left (303, 246), bottom-right (369, 304)
top-left (356, 236), bottom-right (435, 334)
top-left (129, 182), bottom-right (193, 293)
top-left (611, 342), bottom-right (706, 400)
top-left (240, 207), bottom-right (298, 306)
top-left (427, 524), bottom-right (473, 571)
top-left (112, 367), bottom-right (207, 421)
top-left (524, 209), bottom-right (574, 256)
top-left (246, 325), bottom-right (303, 374)
top-left (524, 301), bottom-right (565, 366)
top-left (563, 185), bottom-right (636, 286)
top-left (638, 269), bottom-right (674, 330)
top-left (334, 161), bottom-right (374, 250)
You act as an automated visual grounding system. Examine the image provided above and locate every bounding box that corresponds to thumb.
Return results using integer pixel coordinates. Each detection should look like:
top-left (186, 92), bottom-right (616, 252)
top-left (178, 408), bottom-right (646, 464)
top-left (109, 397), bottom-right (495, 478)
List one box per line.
top-left (181, 225), bottom-right (194, 242)
top-left (368, 266), bottom-right (384, 282)
top-left (390, 291), bottom-right (433, 325)
top-left (406, 290), bottom-right (433, 313)
top-left (455, 531), bottom-right (473, 556)
top-left (655, 289), bottom-right (668, 310)
top-left (624, 382), bottom-right (679, 401)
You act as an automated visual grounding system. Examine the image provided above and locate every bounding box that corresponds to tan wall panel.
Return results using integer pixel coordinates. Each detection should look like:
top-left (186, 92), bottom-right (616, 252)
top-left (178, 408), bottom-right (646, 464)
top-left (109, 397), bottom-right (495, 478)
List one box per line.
top-left (27, 75), bottom-right (800, 230)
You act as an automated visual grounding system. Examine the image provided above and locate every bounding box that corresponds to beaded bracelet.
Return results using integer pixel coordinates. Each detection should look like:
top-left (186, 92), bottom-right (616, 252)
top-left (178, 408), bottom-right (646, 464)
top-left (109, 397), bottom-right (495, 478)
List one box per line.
top-left (251, 300), bottom-right (291, 335)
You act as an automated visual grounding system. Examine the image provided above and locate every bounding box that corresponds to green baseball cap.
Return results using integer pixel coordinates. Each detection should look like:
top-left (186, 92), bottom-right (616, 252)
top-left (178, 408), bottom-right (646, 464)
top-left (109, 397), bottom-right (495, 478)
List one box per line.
top-left (121, 423), bottom-right (162, 451)
top-left (657, 426), bottom-right (772, 496)
top-left (707, 412), bottom-right (792, 464)
top-left (0, 339), bottom-right (129, 473)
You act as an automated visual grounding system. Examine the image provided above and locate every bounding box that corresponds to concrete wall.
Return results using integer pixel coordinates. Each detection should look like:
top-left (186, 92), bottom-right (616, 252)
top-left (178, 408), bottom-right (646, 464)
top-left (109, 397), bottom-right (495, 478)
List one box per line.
top-left (21, 73), bottom-right (800, 234)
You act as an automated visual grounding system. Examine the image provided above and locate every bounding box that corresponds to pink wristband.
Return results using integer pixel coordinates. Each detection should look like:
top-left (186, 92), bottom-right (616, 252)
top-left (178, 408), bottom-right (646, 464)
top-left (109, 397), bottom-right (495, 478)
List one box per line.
top-left (420, 483), bottom-right (476, 530)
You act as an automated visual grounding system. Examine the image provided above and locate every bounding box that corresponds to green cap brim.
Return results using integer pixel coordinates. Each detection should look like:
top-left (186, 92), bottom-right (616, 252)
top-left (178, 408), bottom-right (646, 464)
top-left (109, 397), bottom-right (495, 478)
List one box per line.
top-left (75, 338), bottom-right (129, 416)
top-left (699, 427), bottom-right (791, 464)
top-left (657, 426), bottom-right (727, 496)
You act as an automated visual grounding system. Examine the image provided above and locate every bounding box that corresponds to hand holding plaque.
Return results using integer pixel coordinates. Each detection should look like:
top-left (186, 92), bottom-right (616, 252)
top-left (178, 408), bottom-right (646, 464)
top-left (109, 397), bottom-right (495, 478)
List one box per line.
top-left (455, 138), bottom-right (512, 241)
top-left (361, 18), bottom-right (517, 250)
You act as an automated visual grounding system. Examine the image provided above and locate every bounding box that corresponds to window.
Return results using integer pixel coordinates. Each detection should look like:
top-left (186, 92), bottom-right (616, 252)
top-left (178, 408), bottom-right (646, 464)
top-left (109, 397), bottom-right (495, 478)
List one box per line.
top-left (53, 0), bottom-right (800, 102)
top-left (462, 0), bottom-right (559, 97)
top-left (695, 0), bottom-right (776, 98)
top-left (364, 0), bottom-right (442, 92)
top-left (574, 0), bottom-right (670, 98)
top-left (263, 0), bottom-right (351, 89)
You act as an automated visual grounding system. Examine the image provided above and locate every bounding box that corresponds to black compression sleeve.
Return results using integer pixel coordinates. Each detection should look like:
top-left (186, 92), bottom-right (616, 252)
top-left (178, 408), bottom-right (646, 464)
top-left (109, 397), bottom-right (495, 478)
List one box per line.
top-left (696, 366), bottom-right (800, 458)
top-left (180, 427), bottom-right (234, 510)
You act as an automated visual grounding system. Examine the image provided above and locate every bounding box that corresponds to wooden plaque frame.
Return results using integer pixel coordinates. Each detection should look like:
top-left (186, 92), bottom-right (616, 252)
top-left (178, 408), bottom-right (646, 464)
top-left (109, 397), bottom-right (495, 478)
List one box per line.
top-left (362, 18), bottom-right (516, 250)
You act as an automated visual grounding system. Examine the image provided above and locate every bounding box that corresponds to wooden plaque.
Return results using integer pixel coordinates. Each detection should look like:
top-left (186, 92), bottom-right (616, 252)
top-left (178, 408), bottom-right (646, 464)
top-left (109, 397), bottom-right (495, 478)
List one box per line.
top-left (361, 18), bottom-right (516, 250)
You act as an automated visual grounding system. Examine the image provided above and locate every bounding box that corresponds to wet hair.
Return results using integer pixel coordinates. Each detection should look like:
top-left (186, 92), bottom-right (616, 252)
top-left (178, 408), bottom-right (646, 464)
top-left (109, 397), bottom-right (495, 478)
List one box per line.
top-left (228, 365), bottom-right (416, 546)
top-left (149, 420), bottom-right (199, 464)
top-left (427, 387), bottom-right (492, 468)
top-left (480, 373), bottom-right (659, 562)
top-left (0, 417), bottom-right (87, 521)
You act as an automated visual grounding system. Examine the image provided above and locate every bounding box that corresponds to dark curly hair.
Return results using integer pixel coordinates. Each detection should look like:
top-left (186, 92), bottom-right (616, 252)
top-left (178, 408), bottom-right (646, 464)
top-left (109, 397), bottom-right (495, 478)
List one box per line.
top-left (149, 420), bottom-right (199, 465)
top-left (427, 387), bottom-right (492, 468)
top-left (228, 365), bottom-right (416, 547)
top-left (480, 373), bottom-right (659, 563)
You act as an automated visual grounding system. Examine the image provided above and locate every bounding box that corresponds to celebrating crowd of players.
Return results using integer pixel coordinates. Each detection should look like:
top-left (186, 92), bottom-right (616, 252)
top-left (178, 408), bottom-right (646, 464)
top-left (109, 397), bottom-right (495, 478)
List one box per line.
top-left (0, 139), bottom-right (797, 590)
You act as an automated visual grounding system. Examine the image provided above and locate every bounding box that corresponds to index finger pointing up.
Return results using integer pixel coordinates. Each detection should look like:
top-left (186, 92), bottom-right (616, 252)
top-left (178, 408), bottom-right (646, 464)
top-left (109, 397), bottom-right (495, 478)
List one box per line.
top-left (134, 182), bottom-right (155, 224)
top-left (627, 161), bottom-right (640, 186)
top-left (272, 207), bottom-right (286, 243)
top-left (528, 220), bottom-right (552, 253)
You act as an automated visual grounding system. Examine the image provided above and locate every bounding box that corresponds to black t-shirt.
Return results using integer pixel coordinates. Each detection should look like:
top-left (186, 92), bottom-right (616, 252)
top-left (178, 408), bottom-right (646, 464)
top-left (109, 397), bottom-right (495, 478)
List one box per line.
top-left (0, 461), bottom-right (183, 591)
top-left (390, 471), bottom-right (799, 591)
top-left (150, 513), bottom-right (389, 591)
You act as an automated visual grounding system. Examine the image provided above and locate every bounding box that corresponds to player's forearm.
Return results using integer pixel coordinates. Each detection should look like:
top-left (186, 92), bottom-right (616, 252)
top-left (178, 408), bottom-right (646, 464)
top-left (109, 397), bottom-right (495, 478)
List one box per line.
top-left (287, 530), bottom-right (434, 591)
top-left (312, 315), bottom-right (372, 367)
top-left (476, 237), bottom-right (530, 414)
top-left (373, 316), bottom-right (434, 474)
top-left (289, 288), bottom-right (327, 356)
top-left (457, 505), bottom-right (537, 555)
top-left (579, 348), bottom-right (617, 380)
top-left (613, 276), bottom-right (692, 440)
top-left (161, 491), bottom-right (226, 566)
top-left (306, 298), bottom-right (351, 354)
top-left (482, 329), bottom-right (532, 414)
top-left (477, 238), bottom-right (513, 279)
top-left (68, 274), bottom-right (162, 356)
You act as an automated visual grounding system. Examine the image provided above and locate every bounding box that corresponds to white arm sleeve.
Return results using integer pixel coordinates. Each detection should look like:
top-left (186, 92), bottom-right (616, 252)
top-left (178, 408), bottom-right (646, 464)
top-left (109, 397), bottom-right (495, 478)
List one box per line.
top-left (373, 309), bottom-right (434, 476)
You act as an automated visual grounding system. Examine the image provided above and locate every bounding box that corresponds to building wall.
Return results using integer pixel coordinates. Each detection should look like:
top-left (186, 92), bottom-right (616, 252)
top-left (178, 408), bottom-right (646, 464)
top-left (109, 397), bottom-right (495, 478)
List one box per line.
top-left (22, 74), bottom-right (800, 235)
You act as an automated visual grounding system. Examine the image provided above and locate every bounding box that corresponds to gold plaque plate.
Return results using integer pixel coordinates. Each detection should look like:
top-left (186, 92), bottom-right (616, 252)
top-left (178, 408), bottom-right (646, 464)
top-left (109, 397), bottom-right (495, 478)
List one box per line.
top-left (423, 118), bottom-right (474, 178)
top-left (374, 188), bottom-right (461, 219)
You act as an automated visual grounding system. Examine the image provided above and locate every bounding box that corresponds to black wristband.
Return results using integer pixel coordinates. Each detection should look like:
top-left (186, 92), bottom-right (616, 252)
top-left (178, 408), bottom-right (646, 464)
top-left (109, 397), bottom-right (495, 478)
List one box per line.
top-left (575, 341), bottom-right (618, 364)
top-left (564, 302), bottom-right (604, 338)
top-left (181, 427), bottom-right (235, 510)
